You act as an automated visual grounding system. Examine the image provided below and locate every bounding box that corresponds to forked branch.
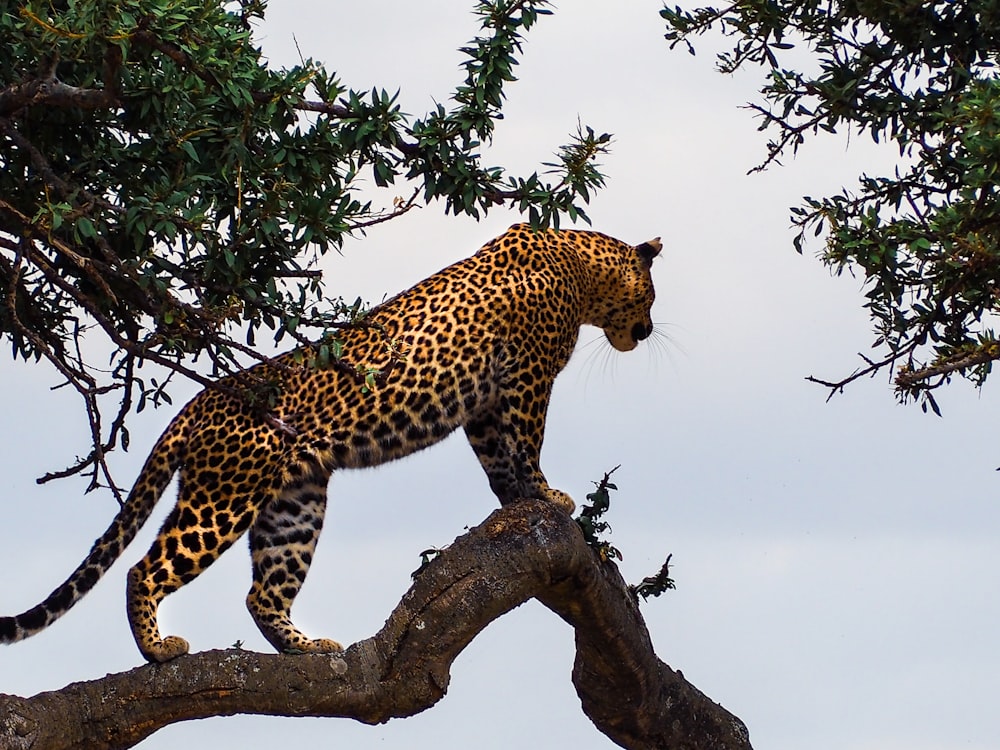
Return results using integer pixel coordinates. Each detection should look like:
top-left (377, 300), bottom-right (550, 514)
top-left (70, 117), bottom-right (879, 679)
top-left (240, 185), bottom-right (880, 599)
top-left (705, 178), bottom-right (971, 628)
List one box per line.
top-left (0, 500), bottom-right (751, 750)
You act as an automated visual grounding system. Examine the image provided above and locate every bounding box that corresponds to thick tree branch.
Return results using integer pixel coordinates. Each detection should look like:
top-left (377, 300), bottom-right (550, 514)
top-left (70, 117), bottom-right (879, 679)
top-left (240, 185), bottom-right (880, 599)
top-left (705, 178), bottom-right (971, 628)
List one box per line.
top-left (0, 501), bottom-right (751, 750)
top-left (0, 78), bottom-right (119, 116)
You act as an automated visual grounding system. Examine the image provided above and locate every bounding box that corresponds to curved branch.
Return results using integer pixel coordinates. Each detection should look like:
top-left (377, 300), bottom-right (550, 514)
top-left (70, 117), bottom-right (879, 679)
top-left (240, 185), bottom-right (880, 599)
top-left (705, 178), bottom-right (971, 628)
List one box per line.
top-left (0, 500), bottom-right (751, 750)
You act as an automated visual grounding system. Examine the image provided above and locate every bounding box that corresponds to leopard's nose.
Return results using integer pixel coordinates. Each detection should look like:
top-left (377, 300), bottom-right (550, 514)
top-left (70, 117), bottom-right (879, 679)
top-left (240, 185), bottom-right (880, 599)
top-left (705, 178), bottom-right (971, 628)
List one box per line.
top-left (631, 321), bottom-right (653, 342)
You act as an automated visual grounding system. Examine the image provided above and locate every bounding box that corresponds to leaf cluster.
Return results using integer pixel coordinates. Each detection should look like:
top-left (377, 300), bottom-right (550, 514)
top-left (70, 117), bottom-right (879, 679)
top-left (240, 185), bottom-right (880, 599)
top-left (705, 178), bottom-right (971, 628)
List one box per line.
top-left (0, 0), bottom-right (610, 488)
top-left (629, 553), bottom-right (676, 602)
top-left (663, 0), bottom-right (1000, 407)
top-left (575, 466), bottom-right (623, 562)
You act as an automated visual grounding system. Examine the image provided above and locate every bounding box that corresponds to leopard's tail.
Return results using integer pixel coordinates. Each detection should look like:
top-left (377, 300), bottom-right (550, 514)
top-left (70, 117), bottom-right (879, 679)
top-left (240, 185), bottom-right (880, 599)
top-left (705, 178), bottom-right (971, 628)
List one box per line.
top-left (0, 410), bottom-right (190, 644)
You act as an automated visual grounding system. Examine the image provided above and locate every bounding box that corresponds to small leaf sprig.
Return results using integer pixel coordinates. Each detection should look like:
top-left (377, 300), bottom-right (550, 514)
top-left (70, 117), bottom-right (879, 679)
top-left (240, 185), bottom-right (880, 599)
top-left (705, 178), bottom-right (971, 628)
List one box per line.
top-left (575, 466), bottom-right (622, 562)
top-left (629, 553), bottom-right (676, 603)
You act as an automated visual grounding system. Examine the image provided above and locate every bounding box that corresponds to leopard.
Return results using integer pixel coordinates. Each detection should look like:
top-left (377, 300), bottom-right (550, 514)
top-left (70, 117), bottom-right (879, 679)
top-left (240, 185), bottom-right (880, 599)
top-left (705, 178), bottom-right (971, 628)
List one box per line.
top-left (0, 223), bottom-right (661, 663)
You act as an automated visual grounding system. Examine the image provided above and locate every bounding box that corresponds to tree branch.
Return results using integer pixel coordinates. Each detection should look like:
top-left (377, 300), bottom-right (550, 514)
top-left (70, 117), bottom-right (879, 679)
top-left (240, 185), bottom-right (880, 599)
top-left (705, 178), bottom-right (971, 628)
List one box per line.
top-left (895, 341), bottom-right (1000, 389)
top-left (0, 501), bottom-right (751, 750)
top-left (0, 78), bottom-right (120, 116)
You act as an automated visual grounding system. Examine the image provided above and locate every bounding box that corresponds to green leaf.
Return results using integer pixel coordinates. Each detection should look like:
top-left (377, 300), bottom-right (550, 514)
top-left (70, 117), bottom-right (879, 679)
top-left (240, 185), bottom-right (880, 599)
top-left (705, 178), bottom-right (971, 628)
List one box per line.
top-left (77, 217), bottom-right (97, 240)
top-left (179, 139), bottom-right (200, 163)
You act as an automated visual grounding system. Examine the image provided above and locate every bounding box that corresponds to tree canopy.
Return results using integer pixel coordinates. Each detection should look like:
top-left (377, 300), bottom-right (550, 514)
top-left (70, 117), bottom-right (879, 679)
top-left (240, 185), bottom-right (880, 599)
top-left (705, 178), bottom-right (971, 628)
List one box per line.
top-left (663, 0), bottom-right (1000, 413)
top-left (0, 0), bottom-right (609, 492)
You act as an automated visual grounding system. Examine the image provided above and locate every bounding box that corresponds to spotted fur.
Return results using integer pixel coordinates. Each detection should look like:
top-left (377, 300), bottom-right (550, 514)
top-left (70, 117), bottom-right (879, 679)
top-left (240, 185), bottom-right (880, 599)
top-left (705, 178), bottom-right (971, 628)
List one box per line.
top-left (0, 224), bottom-right (661, 662)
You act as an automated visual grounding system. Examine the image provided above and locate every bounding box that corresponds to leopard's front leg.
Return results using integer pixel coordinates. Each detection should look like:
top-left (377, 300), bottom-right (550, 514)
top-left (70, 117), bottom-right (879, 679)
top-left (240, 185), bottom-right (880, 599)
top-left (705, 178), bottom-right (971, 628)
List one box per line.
top-left (462, 381), bottom-right (575, 514)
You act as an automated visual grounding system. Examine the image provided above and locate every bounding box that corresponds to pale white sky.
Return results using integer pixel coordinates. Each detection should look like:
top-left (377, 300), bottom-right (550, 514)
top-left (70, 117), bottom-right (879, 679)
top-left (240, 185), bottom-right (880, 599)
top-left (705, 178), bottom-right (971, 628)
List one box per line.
top-left (2, 3), bottom-right (999, 749)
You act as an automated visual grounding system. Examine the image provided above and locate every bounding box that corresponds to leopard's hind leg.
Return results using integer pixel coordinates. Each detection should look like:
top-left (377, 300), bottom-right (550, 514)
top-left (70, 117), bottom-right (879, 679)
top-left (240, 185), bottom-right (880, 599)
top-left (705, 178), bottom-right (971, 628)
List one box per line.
top-left (245, 452), bottom-right (341, 654)
top-left (126, 466), bottom-right (269, 663)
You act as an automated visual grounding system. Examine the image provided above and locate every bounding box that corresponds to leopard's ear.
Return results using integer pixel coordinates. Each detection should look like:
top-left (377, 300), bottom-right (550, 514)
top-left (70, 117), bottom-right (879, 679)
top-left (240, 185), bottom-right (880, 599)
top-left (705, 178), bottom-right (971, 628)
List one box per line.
top-left (635, 237), bottom-right (662, 267)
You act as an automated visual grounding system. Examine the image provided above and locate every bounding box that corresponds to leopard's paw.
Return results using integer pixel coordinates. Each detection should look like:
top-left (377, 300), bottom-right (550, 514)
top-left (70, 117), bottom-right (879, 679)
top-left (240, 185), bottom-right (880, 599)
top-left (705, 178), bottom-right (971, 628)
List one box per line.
top-left (284, 637), bottom-right (344, 655)
top-left (142, 634), bottom-right (190, 663)
top-left (543, 488), bottom-right (576, 514)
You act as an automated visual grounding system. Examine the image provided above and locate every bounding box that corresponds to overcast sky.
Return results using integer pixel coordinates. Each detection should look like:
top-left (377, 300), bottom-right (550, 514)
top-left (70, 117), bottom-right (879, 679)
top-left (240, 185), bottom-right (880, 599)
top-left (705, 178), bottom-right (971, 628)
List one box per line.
top-left (3, 3), bottom-right (999, 749)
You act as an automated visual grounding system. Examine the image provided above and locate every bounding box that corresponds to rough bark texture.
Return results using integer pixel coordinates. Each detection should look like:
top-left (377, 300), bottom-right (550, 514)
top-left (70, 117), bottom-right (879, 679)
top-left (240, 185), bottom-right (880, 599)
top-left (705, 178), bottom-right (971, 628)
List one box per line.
top-left (0, 500), bottom-right (752, 750)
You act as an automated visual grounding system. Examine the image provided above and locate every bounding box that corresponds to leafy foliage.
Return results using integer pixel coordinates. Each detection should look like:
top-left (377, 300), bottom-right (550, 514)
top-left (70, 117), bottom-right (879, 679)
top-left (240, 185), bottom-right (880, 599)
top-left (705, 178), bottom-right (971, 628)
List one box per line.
top-left (662, 1), bottom-right (1000, 409)
top-left (629, 553), bottom-right (676, 602)
top-left (0, 0), bottom-right (610, 490)
top-left (575, 467), bottom-right (623, 562)
top-left (575, 468), bottom-right (676, 599)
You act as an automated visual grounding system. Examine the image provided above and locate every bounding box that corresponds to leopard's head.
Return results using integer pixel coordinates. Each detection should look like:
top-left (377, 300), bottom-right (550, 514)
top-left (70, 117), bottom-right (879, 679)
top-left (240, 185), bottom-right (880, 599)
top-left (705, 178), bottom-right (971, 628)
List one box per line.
top-left (587, 237), bottom-right (661, 352)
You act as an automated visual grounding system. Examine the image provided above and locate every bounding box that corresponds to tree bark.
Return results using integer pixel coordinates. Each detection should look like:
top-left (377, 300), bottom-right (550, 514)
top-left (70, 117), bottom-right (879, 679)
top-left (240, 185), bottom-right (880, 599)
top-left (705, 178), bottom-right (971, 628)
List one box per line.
top-left (0, 500), bottom-right (751, 750)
